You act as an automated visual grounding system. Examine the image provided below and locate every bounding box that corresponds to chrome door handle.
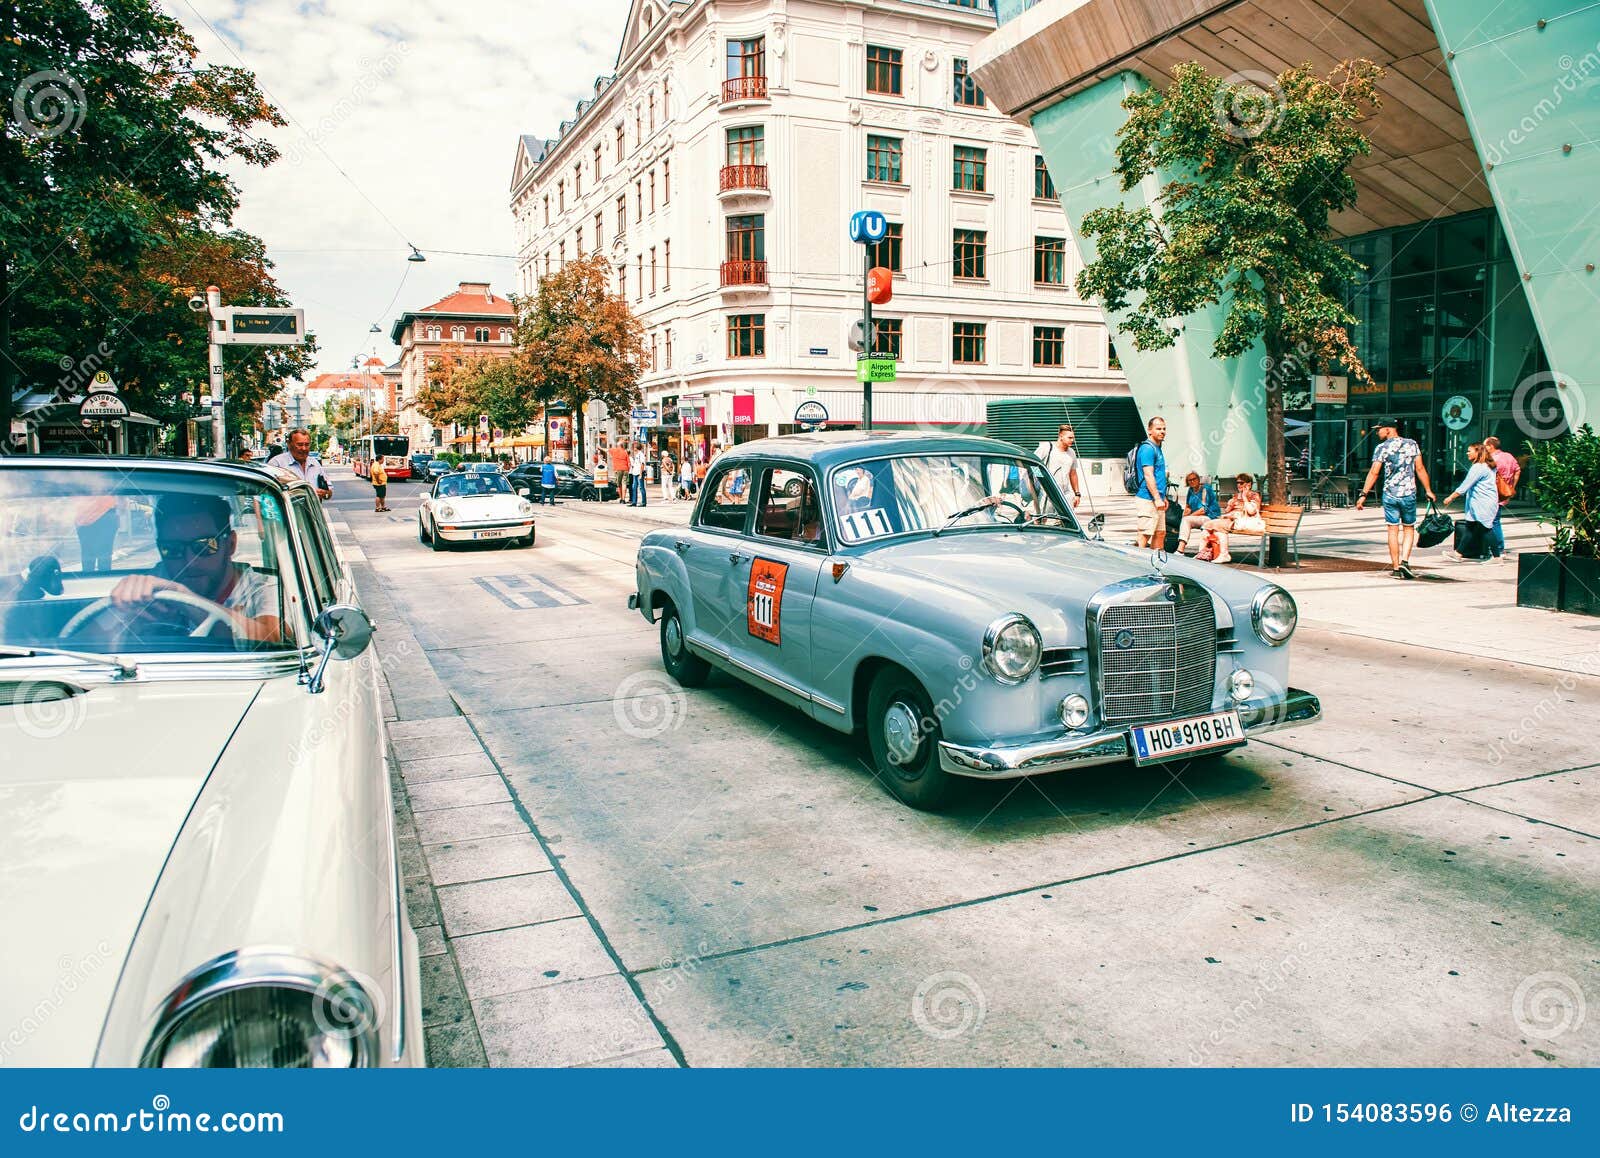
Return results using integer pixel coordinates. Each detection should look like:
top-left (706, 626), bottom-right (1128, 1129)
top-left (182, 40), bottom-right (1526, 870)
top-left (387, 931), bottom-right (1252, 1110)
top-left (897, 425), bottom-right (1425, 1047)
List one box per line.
top-left (674, 539), bottom-right (690, 553)
top-left (729, 550), bottom-right (747, 564)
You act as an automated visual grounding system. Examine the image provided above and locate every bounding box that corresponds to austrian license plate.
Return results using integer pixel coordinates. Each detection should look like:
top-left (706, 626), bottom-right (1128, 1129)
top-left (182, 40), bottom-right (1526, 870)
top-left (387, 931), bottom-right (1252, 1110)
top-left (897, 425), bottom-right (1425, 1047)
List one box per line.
top-left (1128, 710), bottom-right (1244, 765)
top-left (473, 529), bottom-right (505, 540)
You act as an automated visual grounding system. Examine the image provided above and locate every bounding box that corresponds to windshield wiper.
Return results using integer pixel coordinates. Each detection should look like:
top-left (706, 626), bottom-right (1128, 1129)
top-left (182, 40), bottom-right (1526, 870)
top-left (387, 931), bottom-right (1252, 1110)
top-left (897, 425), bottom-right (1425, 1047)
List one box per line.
top-left (0, 645), bottom-right (138, 679)
top-left (931, 502), bottom-right (993, 537)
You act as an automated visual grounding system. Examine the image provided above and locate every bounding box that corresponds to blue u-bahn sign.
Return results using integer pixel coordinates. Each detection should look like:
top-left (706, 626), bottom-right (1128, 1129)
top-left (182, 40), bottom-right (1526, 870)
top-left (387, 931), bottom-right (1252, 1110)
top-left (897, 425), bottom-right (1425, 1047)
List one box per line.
top-left (848, 210), bottom-right (888, 244)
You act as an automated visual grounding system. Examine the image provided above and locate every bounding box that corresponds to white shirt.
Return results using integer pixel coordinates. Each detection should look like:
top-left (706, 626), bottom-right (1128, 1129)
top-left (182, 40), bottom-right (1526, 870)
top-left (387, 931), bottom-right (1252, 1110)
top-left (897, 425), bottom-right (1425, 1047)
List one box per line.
top-left (267, 452), bottom-right (328, 492)
top-left (221, 563), bottom-right (279, 620)
top-left (1038, 441), bottom-right (1080, 495)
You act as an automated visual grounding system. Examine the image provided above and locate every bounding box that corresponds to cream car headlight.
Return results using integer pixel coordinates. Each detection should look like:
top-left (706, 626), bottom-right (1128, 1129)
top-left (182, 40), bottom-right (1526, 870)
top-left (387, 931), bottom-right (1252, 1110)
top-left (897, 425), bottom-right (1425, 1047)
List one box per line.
top-left (141, 950), bottom-right (379, 1069)
top-left (437, 503), bottom-right (456, 519)
top-left (1252, 588), bottom-right (1297, 645)
top-left (982, 614), bottom-right (1042, 684)
top-left (1059, 693), bottom-right (1090, 729)
top-left (517, 499), bottom-right (535, 515)
top-left (1228, 669), bottom-right (1255, 701)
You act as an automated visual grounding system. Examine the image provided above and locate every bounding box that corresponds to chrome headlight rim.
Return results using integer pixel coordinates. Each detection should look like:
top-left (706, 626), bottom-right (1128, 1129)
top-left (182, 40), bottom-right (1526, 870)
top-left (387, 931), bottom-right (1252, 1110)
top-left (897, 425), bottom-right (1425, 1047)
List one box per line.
top-left (1251, 587), bottom-right (1297, 646)
top-left (981, 613), bottom-right (1042, 685)
top-left (139, 947), bottom-right (379, 1069)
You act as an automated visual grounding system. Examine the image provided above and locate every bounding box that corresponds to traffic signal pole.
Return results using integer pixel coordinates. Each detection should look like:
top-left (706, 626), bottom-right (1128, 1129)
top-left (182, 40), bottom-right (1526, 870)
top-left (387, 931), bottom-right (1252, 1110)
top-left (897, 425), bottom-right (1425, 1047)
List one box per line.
top-left (862, 245), bottom-right (873, 431)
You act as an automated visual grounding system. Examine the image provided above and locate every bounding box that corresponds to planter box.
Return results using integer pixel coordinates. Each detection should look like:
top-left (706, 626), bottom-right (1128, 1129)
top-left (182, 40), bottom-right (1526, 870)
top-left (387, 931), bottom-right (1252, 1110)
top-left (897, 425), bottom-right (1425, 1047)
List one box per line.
top-left (1517, 553), bottom-right (1563, 610)
top-left (1516, 552), bottom-right (1600, 616)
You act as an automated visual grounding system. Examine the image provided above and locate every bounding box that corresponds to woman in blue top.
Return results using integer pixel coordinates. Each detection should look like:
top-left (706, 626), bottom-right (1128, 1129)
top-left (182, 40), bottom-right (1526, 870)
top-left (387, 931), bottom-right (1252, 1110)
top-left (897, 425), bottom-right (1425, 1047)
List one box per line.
top-left (1442, 443), bottom-right (1498, 561)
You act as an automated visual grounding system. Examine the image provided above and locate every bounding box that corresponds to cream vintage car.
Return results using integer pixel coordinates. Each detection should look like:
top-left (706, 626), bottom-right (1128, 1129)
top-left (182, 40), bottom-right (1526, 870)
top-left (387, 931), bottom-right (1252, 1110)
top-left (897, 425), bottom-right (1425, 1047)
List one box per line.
top-left (0, 457), bottom-right (422, 1067)
top-left (417, 469), bottom-right (536, 549)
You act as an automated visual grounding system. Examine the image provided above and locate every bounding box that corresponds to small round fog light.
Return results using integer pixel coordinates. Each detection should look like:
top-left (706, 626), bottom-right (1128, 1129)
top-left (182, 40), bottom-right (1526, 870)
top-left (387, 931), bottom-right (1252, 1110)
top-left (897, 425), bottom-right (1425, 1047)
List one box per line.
top-left (1228, 669), bottom-right (1255, 702)
top-left (1060, 694), bottom-right (1090, 730)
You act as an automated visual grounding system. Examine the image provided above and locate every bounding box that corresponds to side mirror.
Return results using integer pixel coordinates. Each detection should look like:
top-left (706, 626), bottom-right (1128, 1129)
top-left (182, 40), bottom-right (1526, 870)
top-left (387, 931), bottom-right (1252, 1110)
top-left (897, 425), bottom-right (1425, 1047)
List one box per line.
top-left (307, 604), bottom-right (374, 693)
top-left (1087, 513), bottom-right (1106, 540)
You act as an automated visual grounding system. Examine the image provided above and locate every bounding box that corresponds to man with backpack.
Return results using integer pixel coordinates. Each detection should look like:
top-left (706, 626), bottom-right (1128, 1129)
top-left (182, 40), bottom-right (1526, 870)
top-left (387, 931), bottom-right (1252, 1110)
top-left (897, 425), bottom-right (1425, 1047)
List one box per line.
top-left (1124, 416), bottom-right (1169, 550)
top-left (1484, 435), bottom-right (1520, 561)
top-left (1036, 424), bottom-right (1083, 508)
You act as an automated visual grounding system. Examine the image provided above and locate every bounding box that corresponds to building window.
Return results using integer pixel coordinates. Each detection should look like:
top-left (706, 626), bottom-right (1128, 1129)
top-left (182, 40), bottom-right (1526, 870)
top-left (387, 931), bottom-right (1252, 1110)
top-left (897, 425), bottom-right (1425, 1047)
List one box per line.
top-left (474, 327), bottom-right (490, 343)
top-left (635, 105), bottom-right (641, 141)
top-left (637, 254), bottom-right (643, 301)
top-left (500, 327), bottom-right (512, 342)
top-left (616, 122), bottom-right (625, 156)
top-left (558, 241), bottom-right (565, 267)
top-left (593, 143), bottom-right (602, 180)
top-left (557, 180), bottom-right (564, 212)
top-left (866, 134), bottom-right (902, 183)
top-left (952, 322), bottom-right (986, 365)
top-left (650, 333), bottom-right (658, 370)
top-left (595, 211), bottom-right (604, 251)
top-left (726, 213), bottom-right (765, 263)
top-left (663, 159), bottom-right (670, 203)
top-left (1034, 154), bottom-right (1056, 200)
top-left (650, 247), bottom-right (657, 295)
top-left (727, 37), bottom-right (765, 80)
top-left (618, 266), bottom-right (626, 298)
top-left (952, 58), bottom-right (985, 107)
top-left (616, 192), bottom-right (627, 235)
top-left (665, 328), bottom-right (673, 368)
top-left (635, 177), bottom-right (642, 219)
top-left (869, 222), bottom-right (903, 272)
top-left (727, 124), bottom-right (765, 164)
top-left (953, 229), bottom-right (987, 279)
top-left (1108, 338), bottom-right (1121, 370)
top-left (648, 92), bottom-right (655, 133)
top-left (867, 45), bottom-right (903, 95)
top-left (451, 325), bottom-right (466, 341)
top-left (952, 144), bottom-right (987, 192)
top-left (573, 163), bottom-right (581, 198)
top-left (664, 238), bottom-right (671, 288)
top-left (649, 171), bottom-right (656, 214)
top-left (1034, 236), bottom-right (1066, 285)
top-left (1033, 326), bottom-right (1065, 367)
top-left (873, 317), bottom-right (902, 360)
top-left (728, 313), bottom-right (765, 358)
top-left (543, 194), bottom-right (550, 226)
top-left (575, 228), bottom-right (583, 258)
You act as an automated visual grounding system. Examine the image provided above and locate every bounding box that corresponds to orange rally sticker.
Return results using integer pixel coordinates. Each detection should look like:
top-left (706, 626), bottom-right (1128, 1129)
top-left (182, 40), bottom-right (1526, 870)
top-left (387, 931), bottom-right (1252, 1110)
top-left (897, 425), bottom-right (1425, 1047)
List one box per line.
top-left (746, 557), bottom-right (788, 645)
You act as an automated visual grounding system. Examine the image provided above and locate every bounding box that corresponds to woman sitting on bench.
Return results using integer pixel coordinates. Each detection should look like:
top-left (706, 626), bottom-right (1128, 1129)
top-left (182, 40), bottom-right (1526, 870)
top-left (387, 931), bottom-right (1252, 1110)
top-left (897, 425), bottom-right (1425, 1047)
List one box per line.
top-left (1203, 474), bottom-right (1264, 564)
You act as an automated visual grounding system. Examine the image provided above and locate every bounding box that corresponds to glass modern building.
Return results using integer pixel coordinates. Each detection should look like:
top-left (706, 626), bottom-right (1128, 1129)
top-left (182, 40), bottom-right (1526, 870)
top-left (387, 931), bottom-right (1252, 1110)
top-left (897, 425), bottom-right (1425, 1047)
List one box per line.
top-left (972, 0), bottom-right (1593, 491)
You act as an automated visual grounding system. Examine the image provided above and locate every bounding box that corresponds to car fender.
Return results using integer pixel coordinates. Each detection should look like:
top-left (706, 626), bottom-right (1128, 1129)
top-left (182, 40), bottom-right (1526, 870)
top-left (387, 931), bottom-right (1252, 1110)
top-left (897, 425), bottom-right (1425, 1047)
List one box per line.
top-left (634, 533), bottom-right (689, 627)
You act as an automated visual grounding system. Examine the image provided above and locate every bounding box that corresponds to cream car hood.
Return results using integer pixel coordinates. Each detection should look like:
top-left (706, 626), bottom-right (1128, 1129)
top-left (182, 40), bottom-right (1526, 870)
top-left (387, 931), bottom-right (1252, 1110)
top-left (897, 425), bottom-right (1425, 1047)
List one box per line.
top-left (0, 679), bottom-right (261, 1065)
top-left (431, 492), bottom-right (526, 521)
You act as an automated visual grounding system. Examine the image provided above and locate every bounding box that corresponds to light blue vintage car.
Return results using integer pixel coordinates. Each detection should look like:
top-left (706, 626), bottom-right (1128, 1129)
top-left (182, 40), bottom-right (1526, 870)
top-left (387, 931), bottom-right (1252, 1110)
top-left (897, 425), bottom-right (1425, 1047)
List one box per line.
top-left (630, 432), bottom-right (1320, 810)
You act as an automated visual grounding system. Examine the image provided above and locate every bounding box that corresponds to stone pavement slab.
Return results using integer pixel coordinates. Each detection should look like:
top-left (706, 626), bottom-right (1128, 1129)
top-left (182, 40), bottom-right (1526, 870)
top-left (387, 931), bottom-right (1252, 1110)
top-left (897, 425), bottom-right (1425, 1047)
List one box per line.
top-left (437, 871), bottom-right (581, 937)
top-left (452, 917), bottom-right (619, 1001)
top-left (424, 832), bottom-right (555, 887)
top-left (1458, 770), bottom-right (1600, 839)
top-left (408, 774), bottom-right (512, 812)
top-left (474, 974), bottom-right (667, 1067)
top-left (413, 802), bottom-right (528, 845)
top-left (399, 751), bottom-right (499, 785)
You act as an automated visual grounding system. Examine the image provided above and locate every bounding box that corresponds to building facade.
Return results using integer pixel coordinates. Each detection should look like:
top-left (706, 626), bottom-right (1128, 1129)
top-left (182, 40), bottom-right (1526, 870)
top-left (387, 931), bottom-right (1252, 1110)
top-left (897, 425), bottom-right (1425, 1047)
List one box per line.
top-left (973, 0), bottom-right (1593, 489)
top-left (511, 0), bottom-right (1130, 465)
top-left (390, 281), bottom-right (518, 450)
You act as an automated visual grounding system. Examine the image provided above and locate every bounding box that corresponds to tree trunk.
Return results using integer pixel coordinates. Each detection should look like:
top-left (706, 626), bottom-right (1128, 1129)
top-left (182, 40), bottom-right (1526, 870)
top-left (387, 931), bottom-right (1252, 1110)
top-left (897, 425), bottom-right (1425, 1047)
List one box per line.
top-left (1263, 324), bottom-right (1289, 567)
top-left (0, 255), bottom-right (12, 455)
top-left (574, 397), bottom-right (586, 468)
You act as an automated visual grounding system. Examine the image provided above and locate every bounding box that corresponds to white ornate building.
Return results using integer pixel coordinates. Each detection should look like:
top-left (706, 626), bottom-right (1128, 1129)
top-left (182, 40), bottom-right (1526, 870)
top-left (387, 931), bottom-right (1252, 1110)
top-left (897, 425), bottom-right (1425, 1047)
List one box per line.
top-left (510, 0), bottom-right (1130, 462)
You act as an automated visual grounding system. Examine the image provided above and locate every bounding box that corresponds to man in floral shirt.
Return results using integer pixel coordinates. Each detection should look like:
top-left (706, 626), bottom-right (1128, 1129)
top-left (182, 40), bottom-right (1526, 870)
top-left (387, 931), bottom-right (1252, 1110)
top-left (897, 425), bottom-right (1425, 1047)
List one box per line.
top-left (1355, 417), bottom-right (1436, 580)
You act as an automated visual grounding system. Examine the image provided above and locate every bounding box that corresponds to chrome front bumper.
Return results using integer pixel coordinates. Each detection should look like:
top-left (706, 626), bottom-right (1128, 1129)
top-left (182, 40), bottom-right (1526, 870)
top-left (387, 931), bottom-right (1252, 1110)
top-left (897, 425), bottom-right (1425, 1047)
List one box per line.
top-left (937, 688), bottom-right (1322, 780)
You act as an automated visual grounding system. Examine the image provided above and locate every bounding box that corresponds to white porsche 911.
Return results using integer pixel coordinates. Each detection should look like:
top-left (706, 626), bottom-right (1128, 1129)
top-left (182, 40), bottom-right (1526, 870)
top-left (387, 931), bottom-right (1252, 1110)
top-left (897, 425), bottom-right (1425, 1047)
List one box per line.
top-left (418, 471), bottom-right (536, 550)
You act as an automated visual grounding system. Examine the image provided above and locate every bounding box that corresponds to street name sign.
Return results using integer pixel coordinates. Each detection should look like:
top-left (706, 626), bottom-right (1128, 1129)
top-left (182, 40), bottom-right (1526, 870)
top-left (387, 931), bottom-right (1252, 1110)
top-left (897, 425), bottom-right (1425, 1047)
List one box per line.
top-left (631, 407), bottom-right (659, 426)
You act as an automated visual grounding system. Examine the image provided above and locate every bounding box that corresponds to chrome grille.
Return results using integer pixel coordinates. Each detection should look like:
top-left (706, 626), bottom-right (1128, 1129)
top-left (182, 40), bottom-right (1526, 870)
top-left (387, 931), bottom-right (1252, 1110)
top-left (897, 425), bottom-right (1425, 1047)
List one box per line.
top-left (1094, 584), bottom-right (1217, 724)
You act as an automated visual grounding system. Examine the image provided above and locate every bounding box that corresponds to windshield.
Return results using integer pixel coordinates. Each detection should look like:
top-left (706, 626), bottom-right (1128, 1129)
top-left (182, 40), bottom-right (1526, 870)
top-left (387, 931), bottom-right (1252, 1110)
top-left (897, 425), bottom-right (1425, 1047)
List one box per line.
top-left (373, 436), bottom-right (409, 458)
top-left (437, 473), bottom-right (513, 498)
top-left (829, 454), bottom-right (1078, 545)
top-left (0, 466), bottom-right (304, 656)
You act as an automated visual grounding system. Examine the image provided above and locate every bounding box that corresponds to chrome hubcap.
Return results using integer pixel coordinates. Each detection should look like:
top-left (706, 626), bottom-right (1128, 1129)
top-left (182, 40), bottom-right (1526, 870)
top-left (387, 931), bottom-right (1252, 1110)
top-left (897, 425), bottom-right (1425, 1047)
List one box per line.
top-left (883, 701), bottom-right (923, 767)
top-left (664, 616), bottom-right (683, 657)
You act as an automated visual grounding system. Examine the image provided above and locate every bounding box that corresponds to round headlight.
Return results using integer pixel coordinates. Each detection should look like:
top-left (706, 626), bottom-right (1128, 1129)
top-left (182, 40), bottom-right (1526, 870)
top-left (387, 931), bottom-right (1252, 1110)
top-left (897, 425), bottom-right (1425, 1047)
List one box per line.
top-left (982, 614), bottom-right (1042, 684)
top-left (1228, 668), bottom-right (1255, 702)
top-left (142, 952), bottom-right (378, 1069)
top-left (518, 499), bottom-right (534, 514)
top-left (438, 503), bottom-right (456, 519)
top-left (1059, 693), bottom-right (1090, 729)
top-left (1252, 588), bottom-right (1297, 645)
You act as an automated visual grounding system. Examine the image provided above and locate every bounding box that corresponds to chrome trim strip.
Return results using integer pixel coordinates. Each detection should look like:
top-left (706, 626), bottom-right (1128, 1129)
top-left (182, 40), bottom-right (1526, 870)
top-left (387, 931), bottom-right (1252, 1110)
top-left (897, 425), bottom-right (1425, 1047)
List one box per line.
top-left (693, 640), bottom-right (813, 702)
top-left (812, 692), bottom-right (848, 716)
top-left (937, 688), bottom-right (1322, 780)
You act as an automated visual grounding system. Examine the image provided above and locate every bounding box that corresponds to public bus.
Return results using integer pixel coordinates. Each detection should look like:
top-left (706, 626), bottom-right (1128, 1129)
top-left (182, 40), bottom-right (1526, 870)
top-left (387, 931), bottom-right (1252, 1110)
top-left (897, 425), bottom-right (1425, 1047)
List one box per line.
top-left (352, 434), bottom-right (412, 480)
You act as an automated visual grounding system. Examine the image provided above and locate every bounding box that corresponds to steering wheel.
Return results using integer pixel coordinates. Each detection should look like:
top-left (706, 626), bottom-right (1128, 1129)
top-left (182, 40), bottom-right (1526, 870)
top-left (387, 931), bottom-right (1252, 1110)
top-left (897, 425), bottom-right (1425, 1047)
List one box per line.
top-left (61, 588), bottom-right (237, 642)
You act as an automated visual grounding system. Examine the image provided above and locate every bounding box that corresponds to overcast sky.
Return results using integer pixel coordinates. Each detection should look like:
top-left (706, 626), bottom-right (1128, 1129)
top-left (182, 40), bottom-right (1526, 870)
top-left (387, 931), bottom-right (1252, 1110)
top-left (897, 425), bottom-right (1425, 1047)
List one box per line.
top-left (174, 0), bottom-right (634, 379)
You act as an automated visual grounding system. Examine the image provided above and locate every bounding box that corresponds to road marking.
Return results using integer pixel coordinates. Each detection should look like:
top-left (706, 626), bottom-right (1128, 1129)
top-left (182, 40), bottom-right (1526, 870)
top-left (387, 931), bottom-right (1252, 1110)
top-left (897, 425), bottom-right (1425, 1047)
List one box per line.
top-left (472, 573), bottom-right (588, 610)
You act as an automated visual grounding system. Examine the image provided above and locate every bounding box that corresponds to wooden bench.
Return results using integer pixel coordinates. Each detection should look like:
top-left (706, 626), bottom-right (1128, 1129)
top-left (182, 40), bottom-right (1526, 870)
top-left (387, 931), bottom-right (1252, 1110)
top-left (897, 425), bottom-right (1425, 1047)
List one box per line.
top-left (1226, 504), bottom-right (1306, 567)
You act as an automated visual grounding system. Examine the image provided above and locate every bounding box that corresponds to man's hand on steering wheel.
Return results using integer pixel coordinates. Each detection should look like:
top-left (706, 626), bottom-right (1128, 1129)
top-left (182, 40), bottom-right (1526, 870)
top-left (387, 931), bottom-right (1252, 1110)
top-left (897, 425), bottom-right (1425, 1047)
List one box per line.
top-left (110, 575), bottom-right (187, 608)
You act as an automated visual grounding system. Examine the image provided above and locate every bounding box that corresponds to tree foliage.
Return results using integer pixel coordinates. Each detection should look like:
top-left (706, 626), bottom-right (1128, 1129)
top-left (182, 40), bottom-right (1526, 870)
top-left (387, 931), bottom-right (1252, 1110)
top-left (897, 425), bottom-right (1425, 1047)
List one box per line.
top-left (1076, 60), bottom-right (1383, 508)
top-left (1528, 425), bottom-right (1600, 558)
top-left (1, 0), bottom-right (289, 443)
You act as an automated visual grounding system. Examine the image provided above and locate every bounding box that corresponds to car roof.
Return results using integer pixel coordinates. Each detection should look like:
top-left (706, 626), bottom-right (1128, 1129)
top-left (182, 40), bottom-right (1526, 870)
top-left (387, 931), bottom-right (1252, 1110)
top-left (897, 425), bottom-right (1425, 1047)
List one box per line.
top-left (712, 430), bottom-right (1033, 471)
top-left (0, 454), bottom-right (315, 496)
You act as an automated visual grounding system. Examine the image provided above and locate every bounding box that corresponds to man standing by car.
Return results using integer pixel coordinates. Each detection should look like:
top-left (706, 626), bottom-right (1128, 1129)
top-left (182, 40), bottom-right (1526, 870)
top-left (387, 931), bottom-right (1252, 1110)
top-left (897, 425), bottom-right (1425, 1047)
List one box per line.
top-left (1036, 423), bottom-right (1083, 508)
top-left (1355, 417), bottom-right (1436, 580)
top-left (267, 429), bottom-right (333, 500)
top-left (609, 441), bottom-right (632, 505)
top-left (1134, 417), bottom-right (1169, 551)
top-left (540, 459), bottom-right (558, 506)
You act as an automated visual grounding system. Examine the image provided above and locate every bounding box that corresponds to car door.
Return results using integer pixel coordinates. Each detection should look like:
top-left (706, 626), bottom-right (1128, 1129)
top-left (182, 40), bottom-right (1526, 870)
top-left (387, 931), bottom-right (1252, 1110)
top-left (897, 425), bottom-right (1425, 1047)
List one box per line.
top-left (725, 463), bottom-right (828, 716)
top-left (683, 460), bottom-right (755, 654)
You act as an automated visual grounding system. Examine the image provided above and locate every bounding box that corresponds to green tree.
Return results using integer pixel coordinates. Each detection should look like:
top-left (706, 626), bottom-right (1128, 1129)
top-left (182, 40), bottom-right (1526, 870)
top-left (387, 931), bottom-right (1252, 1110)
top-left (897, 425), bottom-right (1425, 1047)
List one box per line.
top-left (464, 356), bottom-right (543, 444)
top-left (518, 255), bottom-right (645, 459)
top-left (1, 0), bottom-right (284, 443)
top-left (1076, 60), bottom-right (1383, 552)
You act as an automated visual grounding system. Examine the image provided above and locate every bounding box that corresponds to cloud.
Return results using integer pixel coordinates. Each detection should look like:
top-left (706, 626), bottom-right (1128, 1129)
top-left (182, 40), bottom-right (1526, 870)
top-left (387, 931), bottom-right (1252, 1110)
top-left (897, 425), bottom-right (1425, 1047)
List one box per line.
top-left (173, 0), bottom-right (632, 377)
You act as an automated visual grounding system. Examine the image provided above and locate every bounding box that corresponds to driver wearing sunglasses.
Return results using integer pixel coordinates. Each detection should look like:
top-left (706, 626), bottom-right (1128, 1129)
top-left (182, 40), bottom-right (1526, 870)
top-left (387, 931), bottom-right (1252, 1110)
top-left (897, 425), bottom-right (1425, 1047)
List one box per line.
top-left (108, 494), bottom-right (282, 642)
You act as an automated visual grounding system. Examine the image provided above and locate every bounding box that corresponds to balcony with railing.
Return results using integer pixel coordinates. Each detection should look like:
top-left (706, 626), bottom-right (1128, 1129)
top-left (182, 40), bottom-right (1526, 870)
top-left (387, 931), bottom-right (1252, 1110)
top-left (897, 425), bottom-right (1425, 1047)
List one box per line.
top-left (719, 259), bottom-right (768, 291)
top-left (718, 163), bottom-right (770, 199)
top-left (721, 74), bottom-right (768, 104)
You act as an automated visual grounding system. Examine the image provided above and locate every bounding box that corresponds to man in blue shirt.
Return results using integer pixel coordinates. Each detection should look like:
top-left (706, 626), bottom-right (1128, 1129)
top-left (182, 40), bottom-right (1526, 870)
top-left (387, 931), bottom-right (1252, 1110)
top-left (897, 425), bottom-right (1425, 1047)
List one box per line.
top-left (1134, 416), bottom-right (1169, 550)
top-left (540, 459), bottom-right (558, 505)
top-left (1175, 470), bottom-right (1220, 555)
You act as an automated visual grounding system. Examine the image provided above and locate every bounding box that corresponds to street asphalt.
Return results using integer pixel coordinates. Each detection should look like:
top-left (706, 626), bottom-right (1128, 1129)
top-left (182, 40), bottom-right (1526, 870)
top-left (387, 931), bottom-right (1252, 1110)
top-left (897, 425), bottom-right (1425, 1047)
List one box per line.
top-left (326, 470), bottom-right (1599, 1068)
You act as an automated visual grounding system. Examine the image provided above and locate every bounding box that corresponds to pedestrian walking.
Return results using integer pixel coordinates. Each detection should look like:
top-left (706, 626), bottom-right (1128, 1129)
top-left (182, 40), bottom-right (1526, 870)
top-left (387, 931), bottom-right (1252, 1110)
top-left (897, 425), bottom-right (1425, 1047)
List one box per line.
top-left (540, 459), bottom-right (558, 506)
top-left (1175, 471), bottom-right (1221, 555)
top-left (608, 441), bottom-right (632, 504)
top-left (630, 443), bottom-right (648, 508)
top-left (1203, 474), bottom-right (1263, 564)
top-left (1441, 443), bottom-right (1498, 562)
top-left (679, 455), bottom-right (695, 500)
top-left (660, 451), bottom-right (676, 503)
top-left (370, 458), bottom-right (389, 512)
top-left (1483, 435), bottom-right (1521, 561)
top-left (1036, 423), bottom-right (1084, 508)
top-left (1354, 417), bottom-right (1436, 579)
top-left (267, 429), bottom-right (333, 500)
top-left (591, 449), bottom-right (609, 501)
top-left (74, 495), bottom-right (119, 572)
top-left (1132, 417), bottom-right (1169, 550)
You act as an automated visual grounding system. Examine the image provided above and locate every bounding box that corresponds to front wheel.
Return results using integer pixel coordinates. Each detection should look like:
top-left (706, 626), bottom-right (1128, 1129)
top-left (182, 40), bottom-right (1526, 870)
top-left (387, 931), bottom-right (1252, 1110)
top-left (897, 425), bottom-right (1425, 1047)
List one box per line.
top-left (515, 526), bottom-right (536, 549)
top-left (866, 667), bottom-right (959, 811)
top-left (659, 603), bottom-right (710, 688)
top-left (429, 518), bottom-right (447, 552)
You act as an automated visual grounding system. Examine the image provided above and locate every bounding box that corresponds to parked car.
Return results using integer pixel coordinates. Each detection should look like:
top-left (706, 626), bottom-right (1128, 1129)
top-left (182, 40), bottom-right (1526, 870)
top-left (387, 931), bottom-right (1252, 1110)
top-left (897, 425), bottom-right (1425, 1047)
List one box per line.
top-left (0, 456), bottom-right (422, 1065)
top-left (417, 470), bottom-right (535, 549)
top-left (630, 432), bottom-right (1320, 810)
top-left (407, 452), bottom-right (435, 480)
top-left (506, 461), bottom-right (615, 502)
top-left (456, 461), bottom-right (502, 475)
top-left (420, 458), bottom-right (452, 482)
